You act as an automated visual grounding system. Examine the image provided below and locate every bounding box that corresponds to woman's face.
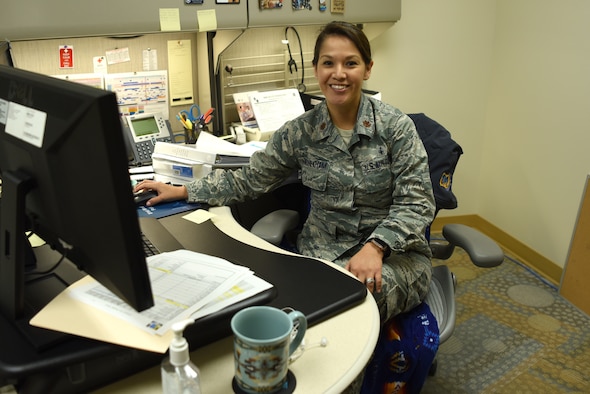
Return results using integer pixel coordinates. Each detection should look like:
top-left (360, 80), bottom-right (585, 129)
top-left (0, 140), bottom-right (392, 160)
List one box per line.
top-left (314, 35), bottom-right (373, 112)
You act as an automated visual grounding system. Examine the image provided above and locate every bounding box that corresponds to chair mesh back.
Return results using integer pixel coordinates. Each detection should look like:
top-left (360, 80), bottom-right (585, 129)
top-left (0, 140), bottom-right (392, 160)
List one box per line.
top-left (424, 276), bottom-right (446, 331)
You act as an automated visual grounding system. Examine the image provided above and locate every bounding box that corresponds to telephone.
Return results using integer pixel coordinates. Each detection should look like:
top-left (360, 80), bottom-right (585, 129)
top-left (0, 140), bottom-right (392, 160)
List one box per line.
top-left (122, 112), bottom-right (174, 166)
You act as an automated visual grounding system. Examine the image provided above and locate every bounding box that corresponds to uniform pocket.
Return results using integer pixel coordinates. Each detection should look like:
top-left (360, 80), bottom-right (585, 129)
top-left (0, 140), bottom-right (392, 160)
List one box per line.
top-left (301, 157), bottom-right (329, 191)
top-left (357, 155), bottom-right (392, 202)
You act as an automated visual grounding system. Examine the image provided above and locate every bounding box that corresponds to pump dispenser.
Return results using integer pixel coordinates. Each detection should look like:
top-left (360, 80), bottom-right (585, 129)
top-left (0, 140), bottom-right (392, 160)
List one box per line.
top-left (161, 319), bottom-right (202, 394)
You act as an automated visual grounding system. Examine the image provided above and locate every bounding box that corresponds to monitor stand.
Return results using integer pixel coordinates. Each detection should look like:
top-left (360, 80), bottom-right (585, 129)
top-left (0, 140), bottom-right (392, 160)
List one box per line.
top-left (0, 243), bottom-right (274, 393)
top-left (15, 272), bottom-right (74, 351)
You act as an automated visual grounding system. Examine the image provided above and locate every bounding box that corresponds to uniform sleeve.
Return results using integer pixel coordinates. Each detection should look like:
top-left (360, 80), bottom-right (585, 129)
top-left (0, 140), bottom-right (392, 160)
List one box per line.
top-left (370, 112), bottom-right (436, 257)
top-left (185, 125), bottom-right (298, 206)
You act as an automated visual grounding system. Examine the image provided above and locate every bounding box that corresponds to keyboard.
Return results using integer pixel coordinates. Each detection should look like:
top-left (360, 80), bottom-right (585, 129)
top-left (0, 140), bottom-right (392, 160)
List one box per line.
top-left (141, 232), bottom-right (160, 257)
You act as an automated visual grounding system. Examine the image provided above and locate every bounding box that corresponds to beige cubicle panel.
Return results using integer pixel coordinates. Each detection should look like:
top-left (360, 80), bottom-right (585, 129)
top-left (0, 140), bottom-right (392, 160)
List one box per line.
top-left (0, 0), bottom-right (247, 41)
top-left (248, 0), bottom-right (401, 27)
top-left (560, 174), bottom-right (590, 316)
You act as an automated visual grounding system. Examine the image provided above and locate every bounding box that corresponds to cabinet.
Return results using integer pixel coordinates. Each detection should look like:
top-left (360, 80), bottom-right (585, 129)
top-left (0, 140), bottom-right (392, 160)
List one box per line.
top-left (560, 175), bottom-right (590, 316)
top-left (0, 0), bottom-right (400, 41)
top-left (0, 0), bottom-right (248, 41)
top-left (248, 0), bottom-right (401, 28)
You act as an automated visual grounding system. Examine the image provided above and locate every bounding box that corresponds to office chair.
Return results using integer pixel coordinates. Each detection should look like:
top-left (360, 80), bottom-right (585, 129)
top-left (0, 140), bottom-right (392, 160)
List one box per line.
top-left (231, 113), bottom-right (504, 381)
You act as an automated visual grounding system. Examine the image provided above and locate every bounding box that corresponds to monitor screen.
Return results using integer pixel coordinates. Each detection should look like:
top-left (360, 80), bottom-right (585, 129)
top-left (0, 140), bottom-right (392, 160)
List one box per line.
top-left (0, 65), bottom-right (154, 324)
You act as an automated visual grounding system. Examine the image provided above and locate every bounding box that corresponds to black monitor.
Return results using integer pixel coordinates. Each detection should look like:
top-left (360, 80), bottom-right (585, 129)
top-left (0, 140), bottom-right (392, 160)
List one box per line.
top-left (0, 40), bottom-right (14, 67)
top-left (0, 65), bottom-right (154, 329)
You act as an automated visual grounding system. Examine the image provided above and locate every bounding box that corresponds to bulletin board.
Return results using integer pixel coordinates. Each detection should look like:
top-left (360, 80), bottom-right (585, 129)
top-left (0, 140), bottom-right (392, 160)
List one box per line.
top-left (560, 174), bottom-right (590, 316)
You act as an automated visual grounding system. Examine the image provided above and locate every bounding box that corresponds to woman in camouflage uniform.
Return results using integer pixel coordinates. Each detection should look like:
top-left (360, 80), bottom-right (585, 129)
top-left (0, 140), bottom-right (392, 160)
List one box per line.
top-left (134, 21), bottom-right (435, 322)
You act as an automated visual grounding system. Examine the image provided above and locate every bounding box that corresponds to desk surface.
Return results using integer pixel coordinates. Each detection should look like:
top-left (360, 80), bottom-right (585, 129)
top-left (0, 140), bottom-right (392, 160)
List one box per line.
top-left (95, 206), bottom-right (380, 393)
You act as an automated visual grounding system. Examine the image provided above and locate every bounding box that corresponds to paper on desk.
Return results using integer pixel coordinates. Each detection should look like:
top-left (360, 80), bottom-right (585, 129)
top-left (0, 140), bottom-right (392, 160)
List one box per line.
top-left (71, 250), bottom-right (251, 335)
top-left (195, 131), bottom-right (262, 157)
top-left (30, 250), bottom-right (273, 353)
top-left (30, 276), bottom-right (174, 353)
top-left (183, 209), bottom-right (216, 224)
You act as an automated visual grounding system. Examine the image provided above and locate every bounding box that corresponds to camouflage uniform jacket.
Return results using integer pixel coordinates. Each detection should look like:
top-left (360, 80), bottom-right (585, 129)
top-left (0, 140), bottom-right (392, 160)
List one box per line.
top-left (186, 94), bottom-right (435, 262)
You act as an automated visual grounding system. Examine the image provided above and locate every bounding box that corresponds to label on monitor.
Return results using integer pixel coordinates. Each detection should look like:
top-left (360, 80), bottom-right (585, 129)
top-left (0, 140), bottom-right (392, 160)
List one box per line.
top-left (5, 101), bottom-right (47, 148)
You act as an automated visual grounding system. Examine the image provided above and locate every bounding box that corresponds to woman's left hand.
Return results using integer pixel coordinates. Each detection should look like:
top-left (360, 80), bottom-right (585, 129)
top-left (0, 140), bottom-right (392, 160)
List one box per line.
top-left (345, 244), bottom-right (384, 293)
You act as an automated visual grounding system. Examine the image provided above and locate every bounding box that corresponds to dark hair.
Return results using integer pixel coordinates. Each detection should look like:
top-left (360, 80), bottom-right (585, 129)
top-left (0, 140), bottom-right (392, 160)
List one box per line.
top-left (312, 21), bottom-right (372, 66)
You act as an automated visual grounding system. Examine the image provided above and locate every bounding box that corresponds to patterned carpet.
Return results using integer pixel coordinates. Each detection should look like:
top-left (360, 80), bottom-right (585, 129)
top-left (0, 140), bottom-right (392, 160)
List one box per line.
top-left (421, 238), bottom-right (590, 394)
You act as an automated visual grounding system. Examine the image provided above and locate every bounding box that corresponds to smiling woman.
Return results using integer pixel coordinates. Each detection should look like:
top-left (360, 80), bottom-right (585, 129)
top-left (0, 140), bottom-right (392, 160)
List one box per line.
top-left (133, 22), bottom-right (437, 392)
top-left (312, 23), bottom-right (373, 130)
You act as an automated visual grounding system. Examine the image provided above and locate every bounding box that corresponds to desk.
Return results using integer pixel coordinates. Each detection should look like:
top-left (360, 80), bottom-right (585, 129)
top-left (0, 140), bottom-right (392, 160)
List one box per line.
top-left (95, 206), bottom-right (380, 393)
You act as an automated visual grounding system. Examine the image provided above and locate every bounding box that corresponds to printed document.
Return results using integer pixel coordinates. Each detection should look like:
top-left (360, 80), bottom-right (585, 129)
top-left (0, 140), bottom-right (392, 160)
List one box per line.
top-left (249, 89), bottom-right (305, 133)
top-left (68, 249), bottom-right (272, 336)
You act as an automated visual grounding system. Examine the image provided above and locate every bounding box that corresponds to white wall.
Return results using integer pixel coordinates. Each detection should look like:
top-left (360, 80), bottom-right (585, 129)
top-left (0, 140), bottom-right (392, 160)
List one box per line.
top-left (367, 0), bottom-right (590, 267)
top-left (368, 0), bottom-right (496, 218)
top-left (482, 0), bottom-right (590, 267)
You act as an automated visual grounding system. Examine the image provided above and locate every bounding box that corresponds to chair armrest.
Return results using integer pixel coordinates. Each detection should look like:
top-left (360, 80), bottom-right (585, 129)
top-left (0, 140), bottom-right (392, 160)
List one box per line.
top-left (441, 224), bottom-right (504, 268)
top-left (250, 209), bottom-right (300, 246)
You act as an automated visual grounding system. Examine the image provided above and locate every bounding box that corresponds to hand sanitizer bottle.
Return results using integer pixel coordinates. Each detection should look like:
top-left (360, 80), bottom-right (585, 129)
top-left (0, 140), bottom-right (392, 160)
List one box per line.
top-left (161, 319), bottom-right (202, 394)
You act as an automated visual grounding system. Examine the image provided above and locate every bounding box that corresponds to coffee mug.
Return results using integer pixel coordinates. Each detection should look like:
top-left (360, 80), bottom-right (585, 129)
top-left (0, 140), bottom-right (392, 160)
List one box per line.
top-left (231, 306), bottom-right (307, 393)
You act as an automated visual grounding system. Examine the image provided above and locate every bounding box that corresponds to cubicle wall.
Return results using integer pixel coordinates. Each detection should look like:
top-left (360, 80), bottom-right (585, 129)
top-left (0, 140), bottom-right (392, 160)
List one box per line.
top-left (0, 0), bottom-right (400, 41)
top-left (248, 0), bottom-right (401, 27)
top-left (9, 33), bottom-right (201, 135)
top-left (2, 0), bottom-right (400, 135)
top-left (0, 0), bottom-right (247, 40)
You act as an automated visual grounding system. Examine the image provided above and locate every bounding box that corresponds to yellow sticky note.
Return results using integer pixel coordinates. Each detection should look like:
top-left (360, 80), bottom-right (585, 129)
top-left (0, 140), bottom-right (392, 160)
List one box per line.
top-left (160, 8), bottom-right (181, 31)
top-left (197, 9), bottom-right (217, 32)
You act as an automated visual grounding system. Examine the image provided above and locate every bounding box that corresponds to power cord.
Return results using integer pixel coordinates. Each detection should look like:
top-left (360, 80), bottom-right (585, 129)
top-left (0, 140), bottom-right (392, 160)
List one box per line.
top-left (289, 336), bottom-right (329, 363)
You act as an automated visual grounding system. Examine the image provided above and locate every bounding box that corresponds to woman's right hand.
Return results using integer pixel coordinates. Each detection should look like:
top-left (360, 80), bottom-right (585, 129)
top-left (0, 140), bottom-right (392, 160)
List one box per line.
top-left (133, 180), bottom-right (188, 207)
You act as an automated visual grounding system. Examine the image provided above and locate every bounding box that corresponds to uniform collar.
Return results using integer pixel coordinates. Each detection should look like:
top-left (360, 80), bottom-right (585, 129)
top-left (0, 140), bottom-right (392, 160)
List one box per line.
top-left (310, 94), bottom-right (376, 142)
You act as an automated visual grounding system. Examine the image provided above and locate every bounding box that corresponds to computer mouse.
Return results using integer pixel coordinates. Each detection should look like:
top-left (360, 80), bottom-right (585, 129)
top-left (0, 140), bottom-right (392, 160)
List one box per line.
top-left (133, 190), bottom-right (158, 206)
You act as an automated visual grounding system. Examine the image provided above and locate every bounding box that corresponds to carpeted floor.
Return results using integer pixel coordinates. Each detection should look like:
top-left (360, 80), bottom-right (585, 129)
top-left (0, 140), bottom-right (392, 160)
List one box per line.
top-left (421, 238), bottom-right (590, 394)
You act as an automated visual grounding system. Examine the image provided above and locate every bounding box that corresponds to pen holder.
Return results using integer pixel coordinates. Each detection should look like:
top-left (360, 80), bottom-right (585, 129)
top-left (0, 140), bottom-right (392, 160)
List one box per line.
top-left (184, 123), bottom-right (201, 145)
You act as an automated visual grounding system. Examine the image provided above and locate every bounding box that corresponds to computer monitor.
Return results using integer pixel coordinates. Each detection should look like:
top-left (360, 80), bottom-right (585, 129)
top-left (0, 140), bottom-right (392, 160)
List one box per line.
top-left (0, 65), bottom-right (154, 327)
top-left (0, 40), bottom-right (14, 67)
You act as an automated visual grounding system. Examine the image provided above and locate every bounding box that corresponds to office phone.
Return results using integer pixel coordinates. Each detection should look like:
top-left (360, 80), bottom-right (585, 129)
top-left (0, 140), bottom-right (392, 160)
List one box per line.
top-left (122, 112), bottom-right (174, 166)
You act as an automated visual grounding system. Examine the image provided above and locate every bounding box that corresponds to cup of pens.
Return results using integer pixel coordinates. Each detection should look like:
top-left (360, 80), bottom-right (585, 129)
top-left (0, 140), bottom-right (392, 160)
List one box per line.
top-left (177, 107), bottom-right (214, 144)
top-left (185, 123), bottom-right (199, 144)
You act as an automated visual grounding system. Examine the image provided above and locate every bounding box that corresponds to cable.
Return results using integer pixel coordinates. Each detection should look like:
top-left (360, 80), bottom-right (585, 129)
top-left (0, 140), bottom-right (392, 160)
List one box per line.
top-left (283, 26), bottom-right (306, 93)
top-left (289, 336), bottom-right (328, 363)
top-left (25, 252), bottom-right (67, 280)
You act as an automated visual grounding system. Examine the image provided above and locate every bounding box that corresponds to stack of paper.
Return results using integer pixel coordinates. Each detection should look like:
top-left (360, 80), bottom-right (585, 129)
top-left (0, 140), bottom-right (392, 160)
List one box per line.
top-left (31, 249), bottom-right (273, 353)
top-left (151, 133), bottom-right (255, 184)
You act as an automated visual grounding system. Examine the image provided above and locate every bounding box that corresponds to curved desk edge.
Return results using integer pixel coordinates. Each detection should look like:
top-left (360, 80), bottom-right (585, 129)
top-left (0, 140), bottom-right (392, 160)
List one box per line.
top-left (95, 207), bottom-right (380, 393)
top-left (209, 206), bottom-right (380, 392)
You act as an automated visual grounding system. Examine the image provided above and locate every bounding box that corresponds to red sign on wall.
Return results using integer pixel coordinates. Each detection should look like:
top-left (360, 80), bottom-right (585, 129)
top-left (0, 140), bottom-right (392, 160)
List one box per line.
top-left (59, 45), bottom-right (74, 69)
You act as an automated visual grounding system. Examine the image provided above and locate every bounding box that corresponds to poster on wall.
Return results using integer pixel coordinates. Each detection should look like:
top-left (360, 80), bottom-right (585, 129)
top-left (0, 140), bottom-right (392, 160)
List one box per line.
top-left (59, 45), bottom-right (74, 69)
top-left (331, 0), bottom-right (344, 13)
top-left (104, 70), bottom-right (169, 119)
top-left (260, 0), bottom-right (282, 9)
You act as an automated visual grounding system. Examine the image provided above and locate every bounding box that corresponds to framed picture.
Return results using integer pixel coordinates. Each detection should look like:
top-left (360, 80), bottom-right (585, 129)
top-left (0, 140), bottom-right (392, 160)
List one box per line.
top-left (216, 0), bottom-right (240, 3)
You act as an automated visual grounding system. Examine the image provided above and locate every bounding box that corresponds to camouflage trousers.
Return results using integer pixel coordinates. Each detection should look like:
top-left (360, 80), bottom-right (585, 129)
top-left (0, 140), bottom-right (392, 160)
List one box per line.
top-left (333, 249), bottom-right (432, 323)
top-left (333, 249), bottom-right (433, 394)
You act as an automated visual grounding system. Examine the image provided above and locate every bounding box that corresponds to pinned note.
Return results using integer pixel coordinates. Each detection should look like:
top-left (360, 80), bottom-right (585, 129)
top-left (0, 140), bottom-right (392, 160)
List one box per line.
top-left (167, 40), bottom-right (194, 107)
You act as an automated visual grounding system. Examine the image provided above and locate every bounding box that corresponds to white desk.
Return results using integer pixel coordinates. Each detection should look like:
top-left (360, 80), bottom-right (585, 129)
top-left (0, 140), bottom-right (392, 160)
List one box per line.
top-left (94, 206), bottom-right (380, 393)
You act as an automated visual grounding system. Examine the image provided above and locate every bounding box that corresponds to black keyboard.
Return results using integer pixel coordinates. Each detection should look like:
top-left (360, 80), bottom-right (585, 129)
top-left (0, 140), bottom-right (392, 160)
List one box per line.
top-left (141, 232), bottom-right (160, 257)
